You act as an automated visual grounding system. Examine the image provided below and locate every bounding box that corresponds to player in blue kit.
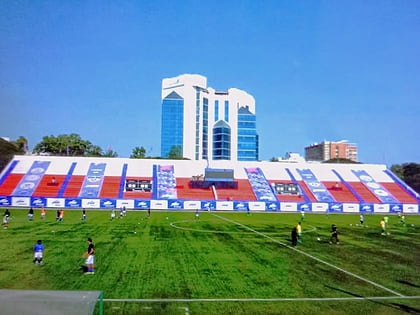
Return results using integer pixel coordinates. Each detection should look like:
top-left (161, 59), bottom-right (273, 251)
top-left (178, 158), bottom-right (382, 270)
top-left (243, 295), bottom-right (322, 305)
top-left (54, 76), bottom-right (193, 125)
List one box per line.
top-left (33, 240), bottom-right (45, 265)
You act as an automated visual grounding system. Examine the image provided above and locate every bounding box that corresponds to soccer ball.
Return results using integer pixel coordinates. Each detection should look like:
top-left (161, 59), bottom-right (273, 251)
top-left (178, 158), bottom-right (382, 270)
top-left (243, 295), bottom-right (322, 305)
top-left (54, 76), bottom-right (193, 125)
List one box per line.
top-left (317, 237), bottom-right (321, 241)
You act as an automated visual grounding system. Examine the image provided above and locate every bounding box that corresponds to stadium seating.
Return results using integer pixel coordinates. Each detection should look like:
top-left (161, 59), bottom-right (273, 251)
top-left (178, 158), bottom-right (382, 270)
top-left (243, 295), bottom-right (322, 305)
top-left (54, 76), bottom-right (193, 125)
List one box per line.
top-left (0, 155), bottom-right (418, 213)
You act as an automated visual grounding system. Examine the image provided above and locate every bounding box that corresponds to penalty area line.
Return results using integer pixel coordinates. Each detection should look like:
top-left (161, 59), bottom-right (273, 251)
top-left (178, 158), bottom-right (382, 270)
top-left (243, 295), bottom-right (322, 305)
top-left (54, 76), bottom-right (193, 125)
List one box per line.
top-left (212, 213), bottom-right (404, 297)
top-left (102, 296), bottom-right (420, 303)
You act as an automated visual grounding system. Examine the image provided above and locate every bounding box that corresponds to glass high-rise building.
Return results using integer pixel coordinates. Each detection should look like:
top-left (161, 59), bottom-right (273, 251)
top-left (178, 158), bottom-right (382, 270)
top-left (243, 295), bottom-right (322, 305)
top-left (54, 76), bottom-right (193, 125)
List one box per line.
top-left (161, 74), bottom-right (258, 161)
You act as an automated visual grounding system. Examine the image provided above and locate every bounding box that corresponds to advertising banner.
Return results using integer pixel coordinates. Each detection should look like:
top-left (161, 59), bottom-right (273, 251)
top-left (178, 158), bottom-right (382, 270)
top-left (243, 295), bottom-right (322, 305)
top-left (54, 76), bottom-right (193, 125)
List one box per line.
top-left (151, 199), bottom-right (168, 210)
top-left (65, 198), bottom-right (82, 208)
top-left (329, 203), bottom-right (343, 212)
top-left (46, 198), bottom-right (65, 208)
top-left (81, 199), bottom-right (100, 208)
top-left (216, 201), bottom-right (234, 211)
top-left (297, 169), bottom-right (335, 202)
top-left (168, 200), bottom-right (184, 210)
top-left (156, 165), bottom-right (177, 199)
top-left (79, 163), bottom-right (106, 198)
top-left (13, 161), bottom-right (50, 196)
top-left (31, 197), bottom-right (47, 208)
top-left (373, 204), bottom-right (390, 213)
top-left (403, 204), bottom-right (419, 213)
top-left (342, 203), bottom-right (360, 213)
top-left (360, 203), bottom-right (374, 213)
top-left (233, 201), bottom-right (248, 211)
top-left (280, 202), bottom-right (298, 212)
top-left (352, 170), bottom-right (398, 203)
top-left (12, 197), bottom-right (30, 207)
top-left (265, 202), bottom-right (280, 211)
top-left (311, 203), bottom-right (329, 212)
top-left (0, 196), bottom-right (11, 207)
top-left (245, 168), bottom-right (277, 202)
top-left (133, 200), bottom-right (149, 210)
top-left (201, 201), bottom-right (216, 211)
top-left (248, 201), bottom-right (265, 211)
top-left (118, 199), bottom-right (135, 209)
top-left (100, 199), bottom-right (116, 209)
top-left (184, 201), bottom-right (201, 210)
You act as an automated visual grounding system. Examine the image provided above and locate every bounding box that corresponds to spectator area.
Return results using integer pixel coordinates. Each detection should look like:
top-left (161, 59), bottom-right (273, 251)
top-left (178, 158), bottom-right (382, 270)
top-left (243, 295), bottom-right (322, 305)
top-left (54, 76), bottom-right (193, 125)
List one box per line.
top-left (0, 155), bottom-right (418, 212)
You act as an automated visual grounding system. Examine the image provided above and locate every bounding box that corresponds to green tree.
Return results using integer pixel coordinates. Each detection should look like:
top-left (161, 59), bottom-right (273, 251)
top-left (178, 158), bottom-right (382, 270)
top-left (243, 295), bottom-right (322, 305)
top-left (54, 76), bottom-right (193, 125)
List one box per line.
top-left (130, 146), bottom-right (147, 159)
top-left (0, 138), bottom-right (22, 172)
top-left (390, 163), bottom-right (420, 193)
top-left (168, 145), bottom-right (183, 159)
top-left (33, 134), bottom-right (101, 156)
top-left (390, 164), bottom-right (404, 179)
top-left (103, 149), bottom-right (118, 157)
top-left (323, 158), bottom-right (360, 164)
top-left (11, 136), bottom-right (28, 154)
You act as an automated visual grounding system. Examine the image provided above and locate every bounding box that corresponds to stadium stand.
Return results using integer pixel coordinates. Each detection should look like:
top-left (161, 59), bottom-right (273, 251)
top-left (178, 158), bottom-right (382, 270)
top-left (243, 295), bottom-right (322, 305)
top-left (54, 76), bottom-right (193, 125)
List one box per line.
top-left (0, 155), bottom-right (418, 213)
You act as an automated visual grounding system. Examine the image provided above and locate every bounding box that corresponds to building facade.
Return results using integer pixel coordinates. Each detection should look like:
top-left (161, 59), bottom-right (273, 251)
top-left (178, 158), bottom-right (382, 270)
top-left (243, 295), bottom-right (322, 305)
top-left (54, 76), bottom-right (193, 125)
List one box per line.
top-left (305, 141), bottom-right (358, 162)
top-left (161, 74), bottom-right (258, 161)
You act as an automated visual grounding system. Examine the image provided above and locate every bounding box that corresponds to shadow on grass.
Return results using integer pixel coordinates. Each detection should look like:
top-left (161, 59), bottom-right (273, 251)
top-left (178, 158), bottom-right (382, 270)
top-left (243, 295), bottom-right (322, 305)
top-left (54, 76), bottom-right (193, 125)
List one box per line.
top-left (397, 280), bottom-right (420, 288)
top-left (325, 285), bottom-right (420, 314)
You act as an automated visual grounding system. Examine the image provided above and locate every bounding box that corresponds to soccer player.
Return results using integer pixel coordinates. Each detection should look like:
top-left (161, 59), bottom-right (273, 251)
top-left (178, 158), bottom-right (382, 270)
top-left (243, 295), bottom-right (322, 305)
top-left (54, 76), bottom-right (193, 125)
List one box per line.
top-left (296, 222), bottom-right (302, 243)
top-left (384, 215), bottom-right (389, 228)
top-left (195, 209), bottom-right (200, 219)
top-left (359, 214), bottom-right (364, 226)
top-left (110, 209), bottom-right (116, 220)
top-left (400, 214), bottom-right (406, 226)
top-left (330, 224), bottom-right (339, 244)
top-left (84, 238), bottom-right (95, 274)
top-left (300, 211), bottom-right (305, 222)
top-left (380, 218), bottom-right (386, 235)
top-left (59, 209), bottom-right (64, 222)
top-left (82, 209), bottom-right (87, 222)
top-left (2, 214), bottom-right (9, 229)
top-left (33, 240), bottom-right (45, 265)
top-left (4, 208), bottom-right (10, 218)
top-left (40, 207), bottom-right (46, 220)
top-left (291, 227), bottom-right (298, 247)
top-left (28, 207), bottom-right (34, 221)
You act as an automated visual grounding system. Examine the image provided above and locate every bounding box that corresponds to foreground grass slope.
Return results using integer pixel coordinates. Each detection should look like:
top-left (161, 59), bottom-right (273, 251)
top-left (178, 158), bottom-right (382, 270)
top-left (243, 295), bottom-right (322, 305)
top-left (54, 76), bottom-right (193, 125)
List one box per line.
top-left (1, 209), bottom-right (419, 314)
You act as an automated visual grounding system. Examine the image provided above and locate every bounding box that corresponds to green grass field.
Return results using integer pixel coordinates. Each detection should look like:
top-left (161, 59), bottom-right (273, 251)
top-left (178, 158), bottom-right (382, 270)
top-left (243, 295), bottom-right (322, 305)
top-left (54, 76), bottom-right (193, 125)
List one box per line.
top-left (1, 209), bottom-right (420, 314)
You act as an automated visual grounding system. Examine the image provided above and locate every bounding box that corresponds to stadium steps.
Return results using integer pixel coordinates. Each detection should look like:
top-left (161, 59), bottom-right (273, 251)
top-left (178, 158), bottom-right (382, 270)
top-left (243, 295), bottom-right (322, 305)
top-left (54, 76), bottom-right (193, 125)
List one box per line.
top-left (297, 181), bottom-right (318, 202)
top-left (383, 169), bottom-right (420, 202)
top-left (0, 160), bottom-right (19, 186)
top-left (380, 182), bottom-right (419, 203)
top-left (347, 182), bottom-right (381, 203)
top-left (321, 181), bottom-right (360, 203)
top-left (99, 176), bottom-right (121, 198)
top-left (32, 175), bottom-right (66, 197)
top-left (175, 178), bottom-right (214, 200)
top-left (215, 179), bottom-right (257, 201)
top-left (0, 173), bottom-right (24, 195)
top-left (62, 175), bottom-right (85, 198)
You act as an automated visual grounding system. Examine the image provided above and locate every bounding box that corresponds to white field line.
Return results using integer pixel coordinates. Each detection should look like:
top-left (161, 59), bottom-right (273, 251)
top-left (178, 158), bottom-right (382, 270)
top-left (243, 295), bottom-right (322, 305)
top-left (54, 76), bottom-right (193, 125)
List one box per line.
top-left (170, 220), bottom-right (317, 234)
top-left (212, 213), bottom-right (405, 297)
top-left (102, 296), bottom-right (420, 303)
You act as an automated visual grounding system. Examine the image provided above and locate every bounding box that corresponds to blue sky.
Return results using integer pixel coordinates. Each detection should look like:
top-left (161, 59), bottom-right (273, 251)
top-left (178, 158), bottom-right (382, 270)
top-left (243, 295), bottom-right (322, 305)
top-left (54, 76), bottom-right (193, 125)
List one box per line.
top-left (1, 0), bottom-right (419, 166)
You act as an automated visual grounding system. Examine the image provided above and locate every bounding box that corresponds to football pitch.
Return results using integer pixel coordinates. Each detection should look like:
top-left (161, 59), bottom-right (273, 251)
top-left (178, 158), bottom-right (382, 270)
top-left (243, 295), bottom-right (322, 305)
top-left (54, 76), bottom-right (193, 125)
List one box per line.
top-left (1, 209), bottom-right (420, 314)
